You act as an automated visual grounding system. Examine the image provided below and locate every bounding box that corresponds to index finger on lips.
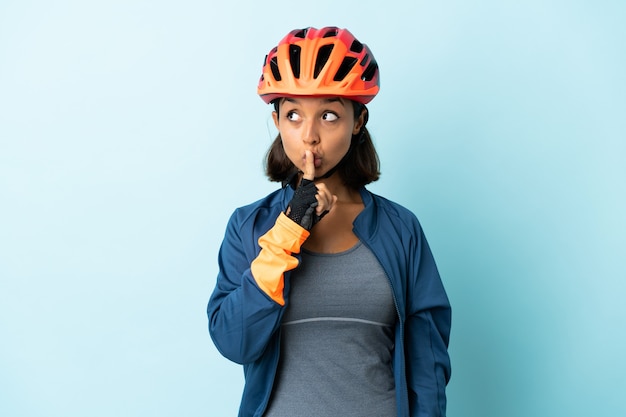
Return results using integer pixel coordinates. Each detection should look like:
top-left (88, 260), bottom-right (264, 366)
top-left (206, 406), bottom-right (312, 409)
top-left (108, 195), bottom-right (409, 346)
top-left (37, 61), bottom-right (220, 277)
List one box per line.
top-left (302, 150), bottom-right (315, 181)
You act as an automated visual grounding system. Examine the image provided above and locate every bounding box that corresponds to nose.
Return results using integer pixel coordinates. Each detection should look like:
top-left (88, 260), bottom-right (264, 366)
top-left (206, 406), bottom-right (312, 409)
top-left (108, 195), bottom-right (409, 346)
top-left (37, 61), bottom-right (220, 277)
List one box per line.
top-left (302, 120), bottom-right (320, 145)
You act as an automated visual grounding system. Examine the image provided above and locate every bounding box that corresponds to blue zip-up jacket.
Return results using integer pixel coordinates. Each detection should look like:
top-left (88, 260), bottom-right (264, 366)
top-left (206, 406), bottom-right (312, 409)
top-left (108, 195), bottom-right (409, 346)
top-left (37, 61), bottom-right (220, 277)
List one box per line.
top-left (207, 186), bottom-right (451, 417)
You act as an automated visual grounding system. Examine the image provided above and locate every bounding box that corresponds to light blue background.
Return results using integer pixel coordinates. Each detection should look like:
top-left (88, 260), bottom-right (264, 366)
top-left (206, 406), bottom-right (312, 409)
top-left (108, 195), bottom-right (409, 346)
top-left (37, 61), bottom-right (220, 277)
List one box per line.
top-left (1, 1), bottom-right (624, 416)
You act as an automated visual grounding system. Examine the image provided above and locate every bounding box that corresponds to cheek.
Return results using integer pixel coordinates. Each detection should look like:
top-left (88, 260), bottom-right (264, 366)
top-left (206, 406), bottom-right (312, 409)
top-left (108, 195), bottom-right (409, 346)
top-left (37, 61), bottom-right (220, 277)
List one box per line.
top-left (328, 131), bottom-right (353, 155)
top-left (279, 132), bottom-right (301, 161)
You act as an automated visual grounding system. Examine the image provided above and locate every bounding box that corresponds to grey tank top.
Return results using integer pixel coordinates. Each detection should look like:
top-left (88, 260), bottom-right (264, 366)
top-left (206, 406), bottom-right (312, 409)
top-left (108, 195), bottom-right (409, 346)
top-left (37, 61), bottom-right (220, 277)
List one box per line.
top-left (263, 241), bottom-right (397, 417)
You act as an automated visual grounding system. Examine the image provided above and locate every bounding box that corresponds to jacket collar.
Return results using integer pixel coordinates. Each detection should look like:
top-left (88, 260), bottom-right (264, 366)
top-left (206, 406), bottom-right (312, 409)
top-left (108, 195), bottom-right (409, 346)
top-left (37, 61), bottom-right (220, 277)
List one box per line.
top-left (354, 187), bottom-right (378, 239)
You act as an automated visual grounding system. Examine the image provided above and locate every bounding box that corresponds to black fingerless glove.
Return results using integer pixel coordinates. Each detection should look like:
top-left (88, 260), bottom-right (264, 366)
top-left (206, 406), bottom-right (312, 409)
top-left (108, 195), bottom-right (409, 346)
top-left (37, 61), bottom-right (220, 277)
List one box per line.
top-left (285, 179), bottom-right (327, 230)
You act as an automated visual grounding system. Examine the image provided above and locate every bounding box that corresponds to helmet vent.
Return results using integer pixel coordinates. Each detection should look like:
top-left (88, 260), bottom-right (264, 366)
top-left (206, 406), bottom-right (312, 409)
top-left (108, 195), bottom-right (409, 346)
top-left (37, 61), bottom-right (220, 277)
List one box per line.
top-left (314, 44), bottom-right (334, 79)
top-left (334, 57), bottom-right (358, 81)
top-left (293, 28), bottom-right (308, 38)
top-left (323, 28), bottom-right (338, 38)
top-left (361, 61), bottom-right (378, 81)
top-left (270, 57), bottom-right (282, 81)
top-left (289, 45), bottom-right (301, 78)
top-left (350, 40), bottom-right (363, 53)
top-left (360, 53), bottom-right (369, 66)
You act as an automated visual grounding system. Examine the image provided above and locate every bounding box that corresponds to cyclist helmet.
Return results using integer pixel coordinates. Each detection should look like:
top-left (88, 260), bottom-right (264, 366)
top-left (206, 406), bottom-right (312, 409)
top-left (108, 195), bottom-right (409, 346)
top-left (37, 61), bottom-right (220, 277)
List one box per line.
top-left (257, 26), bottom-right (380, 104)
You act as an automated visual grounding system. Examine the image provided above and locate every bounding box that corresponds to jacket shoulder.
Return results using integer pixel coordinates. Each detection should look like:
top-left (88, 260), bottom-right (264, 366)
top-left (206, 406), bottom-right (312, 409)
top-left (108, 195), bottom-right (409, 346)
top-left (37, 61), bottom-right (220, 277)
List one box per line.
top-left (368, 191), bottom-right (423, 230)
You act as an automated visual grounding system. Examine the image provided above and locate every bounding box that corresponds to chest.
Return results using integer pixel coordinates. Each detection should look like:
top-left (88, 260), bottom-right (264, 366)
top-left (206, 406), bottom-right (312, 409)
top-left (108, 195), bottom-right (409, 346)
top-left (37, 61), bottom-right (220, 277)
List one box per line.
top-left (284, 243), bottom-right (396, 326)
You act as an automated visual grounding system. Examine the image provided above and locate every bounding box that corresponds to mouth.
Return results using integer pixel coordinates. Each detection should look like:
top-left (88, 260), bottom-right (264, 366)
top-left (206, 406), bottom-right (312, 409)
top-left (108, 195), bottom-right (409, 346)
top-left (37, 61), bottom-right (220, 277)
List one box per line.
top-left (303, 153), bottom-right (323, 168)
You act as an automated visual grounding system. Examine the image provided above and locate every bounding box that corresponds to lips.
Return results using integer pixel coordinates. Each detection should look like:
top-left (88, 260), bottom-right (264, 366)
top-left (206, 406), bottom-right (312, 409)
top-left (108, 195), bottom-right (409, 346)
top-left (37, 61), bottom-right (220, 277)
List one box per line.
top-left (303, 152), bottom-right (323, 168)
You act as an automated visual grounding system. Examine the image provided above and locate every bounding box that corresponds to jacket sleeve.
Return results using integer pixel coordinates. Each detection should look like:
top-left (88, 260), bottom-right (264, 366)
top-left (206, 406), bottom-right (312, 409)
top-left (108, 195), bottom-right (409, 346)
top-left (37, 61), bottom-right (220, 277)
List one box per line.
top-left (207, 211), bottom-right (309, 365)
top-left (405, 220), bottom-right (452, 417)
top-left (251, 213), bottom-right (309, 305)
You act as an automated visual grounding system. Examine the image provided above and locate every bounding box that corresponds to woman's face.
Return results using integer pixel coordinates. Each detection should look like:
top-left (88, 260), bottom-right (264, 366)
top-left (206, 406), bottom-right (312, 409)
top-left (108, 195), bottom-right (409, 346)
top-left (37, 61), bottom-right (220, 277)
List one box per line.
top-left (273, 97), bottom-right (364, 179)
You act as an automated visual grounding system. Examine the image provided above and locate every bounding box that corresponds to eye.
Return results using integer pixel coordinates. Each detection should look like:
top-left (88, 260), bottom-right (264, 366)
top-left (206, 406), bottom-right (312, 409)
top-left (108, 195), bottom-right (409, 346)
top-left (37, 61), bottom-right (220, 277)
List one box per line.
top-left (286, 111), bottom-right (301, 122)
top-left (322, 112), bottom-right (338, 122)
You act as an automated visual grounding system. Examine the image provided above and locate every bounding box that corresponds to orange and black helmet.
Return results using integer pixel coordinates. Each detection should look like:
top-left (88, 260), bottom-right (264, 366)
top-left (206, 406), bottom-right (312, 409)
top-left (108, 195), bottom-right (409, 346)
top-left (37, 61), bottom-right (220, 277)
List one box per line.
top-left (257, 27), bottom-right (380, 104)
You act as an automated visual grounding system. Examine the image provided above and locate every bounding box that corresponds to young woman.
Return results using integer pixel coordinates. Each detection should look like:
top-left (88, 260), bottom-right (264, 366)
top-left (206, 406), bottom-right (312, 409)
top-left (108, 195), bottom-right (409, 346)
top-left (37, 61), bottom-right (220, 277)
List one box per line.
top-left (207, 26), bottom-right (451, 417)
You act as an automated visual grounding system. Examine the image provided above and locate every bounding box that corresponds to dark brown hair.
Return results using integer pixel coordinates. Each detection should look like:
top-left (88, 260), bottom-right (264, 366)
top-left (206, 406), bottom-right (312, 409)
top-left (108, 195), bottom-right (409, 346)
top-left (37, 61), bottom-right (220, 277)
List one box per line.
top-left (264, 100), bottom-right (380, 189)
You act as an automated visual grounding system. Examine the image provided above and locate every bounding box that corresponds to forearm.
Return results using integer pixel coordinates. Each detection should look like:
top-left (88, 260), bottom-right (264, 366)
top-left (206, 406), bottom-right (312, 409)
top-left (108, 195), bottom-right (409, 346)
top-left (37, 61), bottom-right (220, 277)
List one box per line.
top-left (251, 212), bottom-right (309, 305)
top-left (407, 308), bottom-right (451, 417)
top-left (208, 212), bottom-right (309, 363)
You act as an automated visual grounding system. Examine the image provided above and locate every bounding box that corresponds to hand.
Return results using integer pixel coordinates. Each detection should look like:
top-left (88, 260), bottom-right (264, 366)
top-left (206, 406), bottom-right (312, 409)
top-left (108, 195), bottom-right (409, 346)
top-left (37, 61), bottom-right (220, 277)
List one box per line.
top-left (285, 151), bottom-right (336, 230)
